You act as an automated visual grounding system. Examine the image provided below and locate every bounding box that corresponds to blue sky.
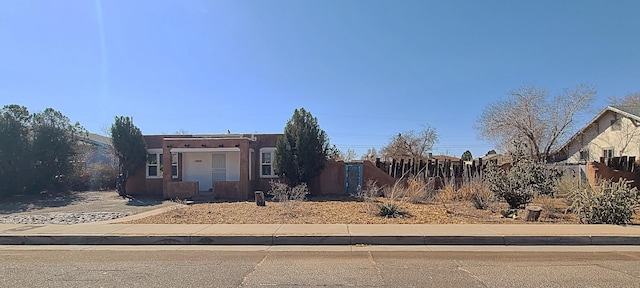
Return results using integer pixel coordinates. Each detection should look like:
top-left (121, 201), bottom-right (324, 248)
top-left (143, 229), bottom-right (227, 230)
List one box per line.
top-left (2, 0), bottom-right (639, 158)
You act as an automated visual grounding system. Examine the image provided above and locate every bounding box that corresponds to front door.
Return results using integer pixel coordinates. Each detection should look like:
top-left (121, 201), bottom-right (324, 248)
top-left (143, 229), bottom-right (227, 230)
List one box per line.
top-left (183, 153), bottom-right (213, 191)
top-left (212, 153), bottom-right (227, 182)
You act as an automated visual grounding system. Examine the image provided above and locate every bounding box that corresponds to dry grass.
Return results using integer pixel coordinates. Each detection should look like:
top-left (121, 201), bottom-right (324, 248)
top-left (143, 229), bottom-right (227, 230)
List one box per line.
top-left (125, 196), bottom-right (584, 225)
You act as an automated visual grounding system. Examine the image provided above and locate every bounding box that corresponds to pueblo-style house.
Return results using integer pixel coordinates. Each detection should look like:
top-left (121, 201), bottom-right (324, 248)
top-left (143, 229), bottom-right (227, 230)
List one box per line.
top-left (126, 134), bottom-right (282, 200)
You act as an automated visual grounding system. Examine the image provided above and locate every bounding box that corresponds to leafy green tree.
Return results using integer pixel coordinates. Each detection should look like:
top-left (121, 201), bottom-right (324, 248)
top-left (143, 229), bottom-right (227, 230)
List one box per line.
top-left (486, 150), bottom-right (497, 155)
top-left (274, 108), bottom-right (329, 186)
top-left (461, 150), bottom-right (473, 161)
top-left (0, 105), bottom-right (32, 195)
top-left (110, 116), bottom-right (147, 197)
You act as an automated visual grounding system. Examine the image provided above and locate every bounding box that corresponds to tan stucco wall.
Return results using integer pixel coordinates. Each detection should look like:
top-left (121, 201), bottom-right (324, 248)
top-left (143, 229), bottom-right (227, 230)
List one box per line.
top-left (565, 110), bottom-right (640, 163)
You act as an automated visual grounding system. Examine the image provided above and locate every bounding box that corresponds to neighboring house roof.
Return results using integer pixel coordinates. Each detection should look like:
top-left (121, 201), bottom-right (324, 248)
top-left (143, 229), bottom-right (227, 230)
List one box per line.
top-left (430, 155), bottom-right (461, 162)
top-left (555, 105), bottom-right (640, 154)
top-left (86, 133), bottom-right (112, 146)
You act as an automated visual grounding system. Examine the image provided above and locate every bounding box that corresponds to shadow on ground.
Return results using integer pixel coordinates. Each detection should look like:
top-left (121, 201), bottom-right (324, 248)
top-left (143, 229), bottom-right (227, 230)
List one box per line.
top-left (125, 196), bottom-right (165, 207)
top-left (0, 191), bottom-right (82, 214)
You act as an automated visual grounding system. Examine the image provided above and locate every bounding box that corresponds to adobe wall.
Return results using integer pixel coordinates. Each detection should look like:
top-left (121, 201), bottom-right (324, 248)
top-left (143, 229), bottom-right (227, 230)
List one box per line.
top-left (125, 167), bottom-right (152, 195)
top-left (586, 161), bottom-right (640, 189)
top-left (362, 160), bottom-right (396, 190)
top-left (308, 160), bottom-right (345, 196)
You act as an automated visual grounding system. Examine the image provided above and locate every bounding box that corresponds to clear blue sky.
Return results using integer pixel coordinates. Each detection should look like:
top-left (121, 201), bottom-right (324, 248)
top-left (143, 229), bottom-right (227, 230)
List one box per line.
top-left (2, 0), bottom-right (639, 158)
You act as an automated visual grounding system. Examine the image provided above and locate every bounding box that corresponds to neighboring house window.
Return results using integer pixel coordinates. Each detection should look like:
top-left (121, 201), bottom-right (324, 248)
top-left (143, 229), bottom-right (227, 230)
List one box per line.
top-left (260, 148), bottom-right (277, 178)
top-left (611, 119), bottom-right (622, 131)
top-left (602, 148), bottom-right (614, 159)
top-left (579, 150), bottom-right (589, 161)
top-left (171, 153), bottom-right (178, 178)
top-left (146, 149), bottom-right (162, 178)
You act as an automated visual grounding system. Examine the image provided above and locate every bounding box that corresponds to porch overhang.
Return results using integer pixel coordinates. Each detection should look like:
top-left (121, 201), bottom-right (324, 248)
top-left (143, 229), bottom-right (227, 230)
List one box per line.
top-left (169, 147), bottom-right (241, 153)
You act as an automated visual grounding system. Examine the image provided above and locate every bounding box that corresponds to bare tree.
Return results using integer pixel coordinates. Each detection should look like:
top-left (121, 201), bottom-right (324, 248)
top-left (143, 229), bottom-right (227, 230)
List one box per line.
top-left (609, 92), bottom-right (640, 106)
top-left (361, 147), bottom-right (379, 162)
top-left (343, 149), bottom-right (357, 162)
top-left (476, 84), bottom-right (596, 161)
top-left (615, 118), bottom-right (640, 157)
top-left (380, 126), bottom-right (438, 161)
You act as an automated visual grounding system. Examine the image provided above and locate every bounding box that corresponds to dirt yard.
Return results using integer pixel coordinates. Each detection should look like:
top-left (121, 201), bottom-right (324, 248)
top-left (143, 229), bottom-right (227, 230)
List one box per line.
top-left (126, 196), bottom-right (584, 225)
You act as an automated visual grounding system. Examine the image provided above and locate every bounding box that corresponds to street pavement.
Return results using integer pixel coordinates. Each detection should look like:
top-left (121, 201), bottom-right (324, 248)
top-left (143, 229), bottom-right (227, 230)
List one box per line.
top-left (2, 250), bottom-right (640, 287)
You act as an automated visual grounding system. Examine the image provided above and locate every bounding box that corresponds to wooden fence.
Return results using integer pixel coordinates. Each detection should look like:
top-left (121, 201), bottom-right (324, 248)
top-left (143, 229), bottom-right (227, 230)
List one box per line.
top-left (374, 157), bottom-right (494, 179)
top-left (600, 156), bottom-right (637, 172)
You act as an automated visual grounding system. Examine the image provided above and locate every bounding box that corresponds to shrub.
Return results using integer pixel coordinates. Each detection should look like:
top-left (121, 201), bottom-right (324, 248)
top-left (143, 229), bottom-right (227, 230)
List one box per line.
top-left (484, 143), bottom-right (561, 209)
top-left (267, 181), bottom-right (309, 209)
top-left (385, 174), bottom-right (437, 204)
top-left (459, 173), bottom-right (494, 209)
top-left (570, 179), bottom-right (640, 225)
top-left (357, 179), bottom-right (383, 201)
top-left (377, 201), bottom-right (407, 218)
top-left (470, 186), bottom-right (495, 210)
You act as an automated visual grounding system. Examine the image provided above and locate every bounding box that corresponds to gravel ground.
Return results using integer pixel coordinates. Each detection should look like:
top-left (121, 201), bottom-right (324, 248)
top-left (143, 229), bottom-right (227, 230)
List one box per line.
top-left (127, 197), bottom-right (580, 225)
top-left (0, 191), bottom-right (176, 225)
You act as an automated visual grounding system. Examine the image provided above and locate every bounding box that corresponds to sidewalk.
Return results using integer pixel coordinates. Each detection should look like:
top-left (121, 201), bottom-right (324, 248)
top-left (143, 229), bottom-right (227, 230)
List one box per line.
top-left (1, 223), bottom-right (639, 246)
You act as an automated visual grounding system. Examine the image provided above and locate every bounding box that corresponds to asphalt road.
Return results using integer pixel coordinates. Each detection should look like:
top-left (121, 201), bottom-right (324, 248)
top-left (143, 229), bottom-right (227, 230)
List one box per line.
top-left (1, 250), bottom-right (640, 287)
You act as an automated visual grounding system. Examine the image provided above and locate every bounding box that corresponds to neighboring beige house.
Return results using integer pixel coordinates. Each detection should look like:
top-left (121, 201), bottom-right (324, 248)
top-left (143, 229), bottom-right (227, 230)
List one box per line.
top-left (555, 106), bottom-right (640, 164)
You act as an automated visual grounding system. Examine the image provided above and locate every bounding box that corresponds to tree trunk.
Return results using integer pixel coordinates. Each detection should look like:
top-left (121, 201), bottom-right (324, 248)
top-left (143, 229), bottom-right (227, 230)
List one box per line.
top-left (255, 191), bottom-right (266, 206)
top-left (525, 206), bottom-right (542, 222)
top-left (117, 173), bottom-right (127, 198)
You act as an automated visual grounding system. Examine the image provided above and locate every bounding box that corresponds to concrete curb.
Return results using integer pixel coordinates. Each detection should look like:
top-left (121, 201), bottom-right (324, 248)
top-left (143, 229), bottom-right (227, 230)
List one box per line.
top-left (2, 235), bottom-right (640, 246)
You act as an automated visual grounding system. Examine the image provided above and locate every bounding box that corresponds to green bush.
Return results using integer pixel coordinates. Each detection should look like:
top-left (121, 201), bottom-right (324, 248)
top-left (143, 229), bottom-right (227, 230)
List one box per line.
top-left (484, 143), bottom-right (561, 209)
top-left (570, 179), bottom-right (640, 225)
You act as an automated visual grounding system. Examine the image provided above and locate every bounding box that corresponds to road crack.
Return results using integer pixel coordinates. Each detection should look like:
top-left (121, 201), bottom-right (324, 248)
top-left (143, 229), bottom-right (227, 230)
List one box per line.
top-left (455, 260), bottom-right (489, 287)
top-left (239, 253), bottom-right (269, 287)
top-left (367, 251), bottom-right (384, 283)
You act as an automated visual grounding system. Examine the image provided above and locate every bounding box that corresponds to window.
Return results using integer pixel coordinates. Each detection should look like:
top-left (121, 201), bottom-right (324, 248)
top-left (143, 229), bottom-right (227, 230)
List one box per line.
top-left (603, 148), bottom-right (614, 159)
top-left (171, 153), bottom-right (178, 178)
top-left (611, 119), bottom-right (621, 131)
top-left (147, 149), bottom-right (178, 178)
top-left (260, 148), bottom-right (277, 178)
top-left (146, 149), bottom-right (162, 178)
top-left (579, 150), bottom-right (589, 161)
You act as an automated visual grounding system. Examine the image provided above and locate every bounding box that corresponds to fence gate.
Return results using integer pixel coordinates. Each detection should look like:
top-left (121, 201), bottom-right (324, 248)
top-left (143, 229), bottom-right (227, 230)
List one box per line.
top-left (344, 162), bottom-right (363, 195)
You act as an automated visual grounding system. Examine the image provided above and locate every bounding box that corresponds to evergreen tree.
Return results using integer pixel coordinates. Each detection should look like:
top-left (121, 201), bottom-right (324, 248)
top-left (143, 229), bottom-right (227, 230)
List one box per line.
top-left (30, 108), bottom-right (86, 192)
top-left (110, 116), bottom-right (147, 197)
top-left (274, 108), bottom-right (329, 186)
top-left (0, 105), bottom-right (31, 195)
top-left (461, 150), bottom-right (473, 161)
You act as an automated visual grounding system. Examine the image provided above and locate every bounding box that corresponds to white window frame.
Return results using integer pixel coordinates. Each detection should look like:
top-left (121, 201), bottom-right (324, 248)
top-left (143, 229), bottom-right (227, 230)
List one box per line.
top-left (260, 147), bottom-right (277, 178)
top-left (171, 153), bottom-right (178, 179)
top-left (249, 148), bottom-right (254, 181)
top-left (603, 148), bottom-right (614, 159)
top-left (146, 149), bottom-right (163, 178)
